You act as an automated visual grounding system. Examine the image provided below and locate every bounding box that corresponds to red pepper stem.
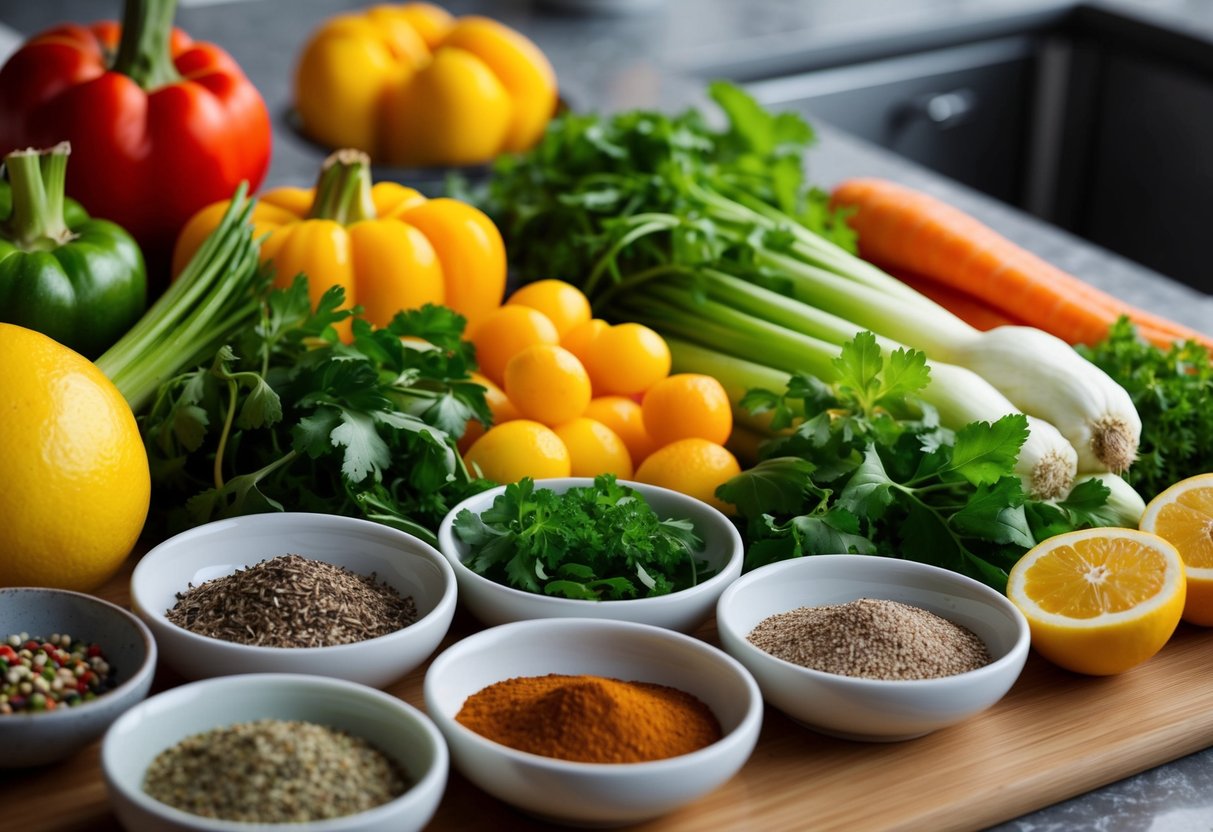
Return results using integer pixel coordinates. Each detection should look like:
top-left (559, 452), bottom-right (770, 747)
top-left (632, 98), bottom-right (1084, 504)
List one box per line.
top-left (308, 149), bottom-right (378, 224)
top-left (1, 142), bottom-right (76, 252)
top-left (112, 0), bottom-right (183, 89)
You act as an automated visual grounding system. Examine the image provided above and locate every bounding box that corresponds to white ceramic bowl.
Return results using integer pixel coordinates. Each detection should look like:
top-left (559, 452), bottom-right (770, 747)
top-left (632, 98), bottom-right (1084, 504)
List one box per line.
top-left (423, 617), bottom-right (762, 826)
top-left (715, 555), bottom-right (1030, 742)
top-left (130, 513), bottom-right (456, 688)
top-left (435, 478), bottom-right (743, 632)
top-left (102, 673), bottom-right (447, 832)
top-left (0, 588), bottom-right (157, 768)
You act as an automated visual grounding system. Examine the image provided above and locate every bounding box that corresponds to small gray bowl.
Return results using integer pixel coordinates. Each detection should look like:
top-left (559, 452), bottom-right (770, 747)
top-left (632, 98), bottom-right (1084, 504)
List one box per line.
top-left (0, 587), bottom-right (157, 768)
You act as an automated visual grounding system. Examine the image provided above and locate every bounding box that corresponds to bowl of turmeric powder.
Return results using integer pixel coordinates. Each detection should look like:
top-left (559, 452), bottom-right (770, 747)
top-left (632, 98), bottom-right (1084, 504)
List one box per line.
top-left (423, 617), bottom-right (763, 826)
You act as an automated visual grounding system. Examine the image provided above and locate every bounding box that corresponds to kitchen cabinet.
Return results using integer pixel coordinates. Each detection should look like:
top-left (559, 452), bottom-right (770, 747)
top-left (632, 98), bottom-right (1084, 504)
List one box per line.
top-left (746, 37), bottom-right (1039, 206)
top-left (738, 5), bottom-right (1213, 294)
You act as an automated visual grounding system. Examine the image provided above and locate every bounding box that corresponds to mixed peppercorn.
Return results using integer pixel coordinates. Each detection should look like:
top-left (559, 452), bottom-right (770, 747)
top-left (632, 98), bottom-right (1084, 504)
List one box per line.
top-left (0, 633), bottom-right (115, 714)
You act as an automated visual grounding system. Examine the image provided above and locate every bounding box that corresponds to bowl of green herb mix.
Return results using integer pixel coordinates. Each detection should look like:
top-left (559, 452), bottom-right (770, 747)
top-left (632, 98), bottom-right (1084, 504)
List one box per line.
top-left (435, 475), bottom-right (744, 632)
top-left (101, 672), bottom-right (447, 832)
top-left (130, 512), bottom-right (457, 688)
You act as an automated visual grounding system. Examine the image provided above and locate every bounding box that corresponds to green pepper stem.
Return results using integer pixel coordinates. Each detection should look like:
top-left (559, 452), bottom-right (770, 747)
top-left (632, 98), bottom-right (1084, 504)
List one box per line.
top-left (307, 149), bottom-right (378, 224)
top-left (111, 0), bottom-right (183, 89)
top-left (1, 142), bottom-right (76, 251)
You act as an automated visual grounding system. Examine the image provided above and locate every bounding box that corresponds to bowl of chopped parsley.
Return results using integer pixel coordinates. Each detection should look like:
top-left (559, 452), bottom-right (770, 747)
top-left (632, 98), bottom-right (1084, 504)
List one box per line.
top-left (435, 475), bottom-right (744, 632)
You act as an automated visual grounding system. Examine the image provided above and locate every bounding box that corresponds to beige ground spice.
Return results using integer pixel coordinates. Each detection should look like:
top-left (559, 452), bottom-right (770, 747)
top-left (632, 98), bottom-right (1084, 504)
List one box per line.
top-left (747, 598), bottom-right (992, 680)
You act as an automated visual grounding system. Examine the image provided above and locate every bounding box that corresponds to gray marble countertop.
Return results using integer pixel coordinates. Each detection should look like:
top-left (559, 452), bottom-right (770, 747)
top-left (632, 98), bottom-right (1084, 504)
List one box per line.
top-left (5, 1), bottom-right (1213, 829)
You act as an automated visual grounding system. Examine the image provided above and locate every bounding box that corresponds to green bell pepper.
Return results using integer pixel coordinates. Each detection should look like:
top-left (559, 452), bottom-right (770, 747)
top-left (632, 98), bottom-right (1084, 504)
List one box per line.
top-left (0, 142), bottom-right (146, 358)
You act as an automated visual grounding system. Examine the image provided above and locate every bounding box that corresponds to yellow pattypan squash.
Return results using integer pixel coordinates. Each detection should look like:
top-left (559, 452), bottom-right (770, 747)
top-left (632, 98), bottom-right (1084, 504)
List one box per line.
top-left (171, 149), bottom-right (507, 336)
top-left (293, 3), bottom-right (558, 168)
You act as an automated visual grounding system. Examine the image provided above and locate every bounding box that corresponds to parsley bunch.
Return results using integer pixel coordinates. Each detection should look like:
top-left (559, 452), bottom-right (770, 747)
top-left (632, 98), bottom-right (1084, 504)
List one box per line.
top-left (718, 333), bottom-right (1117, 591)
top-left (140, 276), bottom-right (494, 545)
top-left (451, 475), bottom-right (709, 600)
top-left (1077, 317), bottom-right (1213, 501)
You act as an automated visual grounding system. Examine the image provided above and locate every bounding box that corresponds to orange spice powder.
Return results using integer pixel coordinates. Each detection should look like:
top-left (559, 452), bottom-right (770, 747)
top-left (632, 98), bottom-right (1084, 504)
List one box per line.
top-left (455, 673), bottom-right (723, 763)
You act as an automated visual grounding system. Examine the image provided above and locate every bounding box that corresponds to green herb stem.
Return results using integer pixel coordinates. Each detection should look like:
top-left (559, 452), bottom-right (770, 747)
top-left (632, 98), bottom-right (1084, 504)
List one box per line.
top-left (95, 184), bottom-right (265, 412)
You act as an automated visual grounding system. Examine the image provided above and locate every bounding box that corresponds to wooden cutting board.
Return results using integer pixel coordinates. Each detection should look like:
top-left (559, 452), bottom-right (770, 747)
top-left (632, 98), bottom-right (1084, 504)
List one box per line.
top-left (6, 552), bottom-right (1213, 832)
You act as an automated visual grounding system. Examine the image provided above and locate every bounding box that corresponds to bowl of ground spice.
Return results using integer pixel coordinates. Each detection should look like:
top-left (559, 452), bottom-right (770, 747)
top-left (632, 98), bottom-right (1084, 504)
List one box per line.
top-left (0, 588), bottom-right (157, 767)
top-left (436, 476), bottom-right (744, 632)
top-left (130, 512), bottom-right (457, 688)
top-left (715, 555), bottom-right (1031, 742)
top-left (101, 672), bottom-right (447, 832)
top-left (423, 617), bottom-right (763, 826)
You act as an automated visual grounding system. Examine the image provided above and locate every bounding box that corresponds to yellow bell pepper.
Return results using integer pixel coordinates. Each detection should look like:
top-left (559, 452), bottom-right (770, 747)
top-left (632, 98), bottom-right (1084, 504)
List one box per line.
top-left (293, 3), bottom-right (558, 168)
top-left (171, 149), bottom-right (507, 336)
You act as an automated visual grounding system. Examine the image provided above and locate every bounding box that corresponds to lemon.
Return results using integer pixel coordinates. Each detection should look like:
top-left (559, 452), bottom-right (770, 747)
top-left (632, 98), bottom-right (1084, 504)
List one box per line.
top-left (463, 419), bottom-right (571, 483)
top-left (583, 323), bottom-right (670, 397)
top-left (634, 438), bottom-right (740, 515)
top-left (0, 324), bottom-right (151, 591)
top-left (641, 373), bottom-right (733, 447)
top-left (553, 417), bottom-right (633, 479)
top-left (1139, 473), bottom-right (1213, 626)
top-left (584, 395), bottom-right (659, 467)
top-left (1006, 527), bottom-right (1186, 676)
top-left (506, 280), bottom-right (592, 340)
top-left (468, 304), bottom-right (558, 386)
top-left (503, 344), bottom-right (592, 427)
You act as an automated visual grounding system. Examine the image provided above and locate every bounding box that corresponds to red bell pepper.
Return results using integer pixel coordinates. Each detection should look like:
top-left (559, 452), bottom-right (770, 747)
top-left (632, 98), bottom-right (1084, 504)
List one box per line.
top-left (0, 0), bottom-right (271, 287)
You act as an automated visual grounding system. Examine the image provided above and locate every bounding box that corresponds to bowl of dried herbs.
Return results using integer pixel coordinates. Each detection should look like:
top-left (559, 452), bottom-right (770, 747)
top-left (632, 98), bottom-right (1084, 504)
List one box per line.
top-left (101, 672), bottom-right (447, 832)
top-left (436, 475), bottom-right (744, 632)
top-left (130, 512), bottom-right (457, 688)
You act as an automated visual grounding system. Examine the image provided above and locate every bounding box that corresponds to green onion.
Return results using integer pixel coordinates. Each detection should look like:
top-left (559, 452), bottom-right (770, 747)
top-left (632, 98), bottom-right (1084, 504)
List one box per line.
top-left (95, 184), bottom-right (266, 413)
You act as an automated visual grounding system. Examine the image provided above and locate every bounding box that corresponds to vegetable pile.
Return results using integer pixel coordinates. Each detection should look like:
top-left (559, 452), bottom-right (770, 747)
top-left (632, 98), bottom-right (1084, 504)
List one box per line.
top-left (718, 333), bottom-right (1126, 589)
top-left (473, 83), bottom-right (1144, 505)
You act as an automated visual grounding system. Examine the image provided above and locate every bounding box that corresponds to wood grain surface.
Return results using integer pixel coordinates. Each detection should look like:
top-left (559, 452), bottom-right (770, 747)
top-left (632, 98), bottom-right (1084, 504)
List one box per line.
top-left (5, 548), bottom-right (1213, 832)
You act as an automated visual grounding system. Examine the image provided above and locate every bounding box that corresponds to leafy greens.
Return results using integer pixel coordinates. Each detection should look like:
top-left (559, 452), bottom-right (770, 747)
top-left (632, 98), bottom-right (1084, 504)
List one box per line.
top-left (1077, 317), bottom-right (1213, 501)
top-left (451, 475), bottom-right (710, 600)
top-left (140, 276), bottom-right (495, 546)
top-left (719, 333), bottom-right (1119, 591)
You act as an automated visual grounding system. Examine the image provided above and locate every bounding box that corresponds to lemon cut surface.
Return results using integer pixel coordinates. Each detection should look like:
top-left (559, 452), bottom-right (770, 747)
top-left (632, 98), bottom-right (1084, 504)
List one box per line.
top-left (1006, 527), bottom-right (1185, 676)
top-left (1140, 473), bottom-right (1213, 626)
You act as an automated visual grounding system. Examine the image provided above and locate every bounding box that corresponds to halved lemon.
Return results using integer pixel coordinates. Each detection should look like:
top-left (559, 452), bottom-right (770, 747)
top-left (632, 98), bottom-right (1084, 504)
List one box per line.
top-left (1140, 473), bottom-right (1213, 626)
top-left (1006, 527), bottom-right (1186, 676)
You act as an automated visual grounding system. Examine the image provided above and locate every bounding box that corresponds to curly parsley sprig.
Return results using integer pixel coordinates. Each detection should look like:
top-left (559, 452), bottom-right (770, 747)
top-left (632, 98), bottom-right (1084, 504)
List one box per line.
top-left (452, 475), bottom-right (710, 600)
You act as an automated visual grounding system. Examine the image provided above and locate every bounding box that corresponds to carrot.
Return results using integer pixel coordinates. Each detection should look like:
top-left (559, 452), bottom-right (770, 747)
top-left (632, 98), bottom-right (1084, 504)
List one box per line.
top-left (889, 268), bottom-right (1023, 331)
top-left (830, 177), bottom-right (1213, 352)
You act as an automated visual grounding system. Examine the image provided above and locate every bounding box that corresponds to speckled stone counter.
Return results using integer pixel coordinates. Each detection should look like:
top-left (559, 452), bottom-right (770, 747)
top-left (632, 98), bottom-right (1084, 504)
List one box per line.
top-left (4, 1), bottom-right (1213, 829)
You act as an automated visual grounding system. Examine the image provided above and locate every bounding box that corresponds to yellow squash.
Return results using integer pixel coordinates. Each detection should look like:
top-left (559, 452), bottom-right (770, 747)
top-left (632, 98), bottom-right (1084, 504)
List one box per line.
top-left (171, 149), bottom-right (507, 335)
top-left (293, 3), bottom-right (558, 168)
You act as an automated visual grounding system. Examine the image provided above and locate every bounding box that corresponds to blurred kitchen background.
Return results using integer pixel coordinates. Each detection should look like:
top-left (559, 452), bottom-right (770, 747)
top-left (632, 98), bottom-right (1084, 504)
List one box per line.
top-left (3, 0), bottom-right (1210, 292)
